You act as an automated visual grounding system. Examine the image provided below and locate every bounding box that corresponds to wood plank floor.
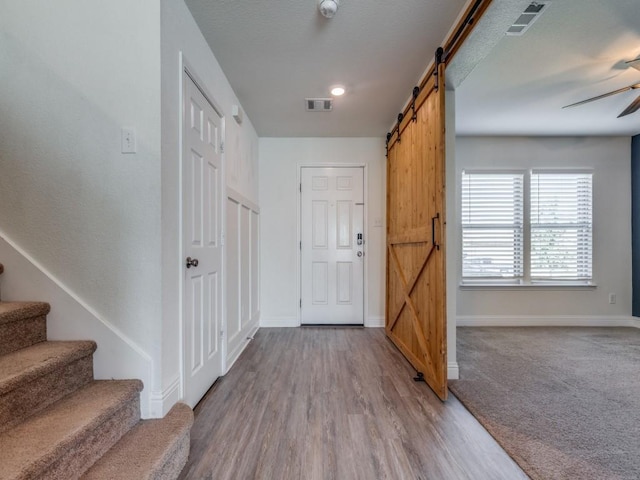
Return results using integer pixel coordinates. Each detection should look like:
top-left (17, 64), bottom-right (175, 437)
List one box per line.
top-left (179, 328), bottom-right (528, 480)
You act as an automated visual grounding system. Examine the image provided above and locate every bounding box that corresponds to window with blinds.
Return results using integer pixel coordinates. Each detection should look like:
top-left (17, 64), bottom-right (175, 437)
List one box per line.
top-left (461, 170), bottom-right (593, 285)
top-left (530, 172), bottom-right (592, 281)
top-left (461, 172), bottom-right (524, 280)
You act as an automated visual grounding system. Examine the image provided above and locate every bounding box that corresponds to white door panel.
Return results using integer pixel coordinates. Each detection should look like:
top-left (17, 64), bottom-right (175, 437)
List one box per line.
top-left (226, 198), bottom-right (241, 343)
top-left (182, 72), bottom-right (223, 407)
top-left (301, 167), bottom-right (364, 325)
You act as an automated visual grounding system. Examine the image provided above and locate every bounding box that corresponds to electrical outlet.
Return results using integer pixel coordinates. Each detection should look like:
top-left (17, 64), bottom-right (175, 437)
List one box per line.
top-left (608, 293), bottom-right (617, 305)
top-left (121, 127), bottom-right (137, 154)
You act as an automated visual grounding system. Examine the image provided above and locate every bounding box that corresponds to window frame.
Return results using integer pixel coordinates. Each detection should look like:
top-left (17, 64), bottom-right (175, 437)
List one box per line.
top-left (460, 170), bottom-right (525, 284)
top-left (460, 169), bottom-right (594, 288)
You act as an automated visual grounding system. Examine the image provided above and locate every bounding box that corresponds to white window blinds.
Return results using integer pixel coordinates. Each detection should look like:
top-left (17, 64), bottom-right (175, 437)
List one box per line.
top-left (461, 172), bottom-right (524, 279)
top-left (530, 172), bottom-right (592, 281)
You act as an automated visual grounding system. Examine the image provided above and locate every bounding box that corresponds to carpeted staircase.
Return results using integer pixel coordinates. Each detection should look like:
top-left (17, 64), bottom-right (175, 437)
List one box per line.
top-left (0, 263), bottom-right (193, 479)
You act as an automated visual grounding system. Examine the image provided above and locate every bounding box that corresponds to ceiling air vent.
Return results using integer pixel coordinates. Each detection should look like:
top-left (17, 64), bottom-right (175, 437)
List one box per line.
top-left (506, 2), bottom-right (549, 36)
top-left (306, 98), bottom-right (333, 112)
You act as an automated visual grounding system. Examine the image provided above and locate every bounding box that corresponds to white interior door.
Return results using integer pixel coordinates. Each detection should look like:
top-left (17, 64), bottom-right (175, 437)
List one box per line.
top-left (301, 167), bottom-right (364, 325)
top-left (182, 71), bottom-right (223, 407)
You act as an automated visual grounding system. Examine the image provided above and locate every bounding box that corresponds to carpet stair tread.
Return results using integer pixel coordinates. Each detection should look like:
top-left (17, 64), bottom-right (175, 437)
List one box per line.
top-left (0, 264), bottom-right (191, 479)
top-left (81, 403), bottom-right (194, 480)
top-left (0, 302), bottom-right (49, 356)
top-left (0, 379), bottom-right (143, 480)
top-left (0, 341), bottom-right (97, 434)
top-left (0, 302), bottom-right (50, 325)
top-left (0, 340), bottom-right (96, 395)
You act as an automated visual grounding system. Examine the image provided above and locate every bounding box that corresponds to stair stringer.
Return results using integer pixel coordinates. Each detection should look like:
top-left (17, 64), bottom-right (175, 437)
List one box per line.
top-left (0, 234), bottom-right (154, 418)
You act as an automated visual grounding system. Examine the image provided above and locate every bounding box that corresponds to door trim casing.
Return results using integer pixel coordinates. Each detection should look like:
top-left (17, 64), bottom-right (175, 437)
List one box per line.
top-left (297, 163), bottom-right (369, 327)
top-left (178, 53), bottom-right (227, 403)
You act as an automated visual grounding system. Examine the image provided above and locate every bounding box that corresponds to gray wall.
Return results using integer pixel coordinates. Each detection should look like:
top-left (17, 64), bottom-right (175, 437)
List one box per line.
top-left (454, 137), bottom-right (632, 324)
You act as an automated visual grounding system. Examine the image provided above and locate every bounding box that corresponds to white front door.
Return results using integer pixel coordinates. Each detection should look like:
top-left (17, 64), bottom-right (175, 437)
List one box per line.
top-left (301, 167), bottom-right (364, 325)
top-left (182, 71), bottom-right (223, 407)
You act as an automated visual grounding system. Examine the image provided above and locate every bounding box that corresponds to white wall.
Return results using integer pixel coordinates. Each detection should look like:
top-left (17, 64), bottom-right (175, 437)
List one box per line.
top-left (259, 138), bottom-right (386, 327)
top-left (0, 237), bottom-right (153, 400)
top-left (0, 0), bottom-right (261, 418)
top-left (445, 91), bottom-right (459, 378)
top-left (0, 0), bottom-right (162, 415)
top-left (160, 0), bottom-right (260, 414)
top-left (454, 136), bottom-right (633, 325)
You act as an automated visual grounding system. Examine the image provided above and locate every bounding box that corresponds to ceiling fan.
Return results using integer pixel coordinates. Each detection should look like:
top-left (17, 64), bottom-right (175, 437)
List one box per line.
top-left (563, 57), bottom-right (640, 118)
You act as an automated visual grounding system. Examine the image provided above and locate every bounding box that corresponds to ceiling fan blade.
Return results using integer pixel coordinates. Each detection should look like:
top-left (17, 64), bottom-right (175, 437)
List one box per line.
top-left (626, 57), bottom-right (640, 71)
top-left (617, 94), bottom-right (640, 118)
top-left (563, 85), bottom-right (638, 109)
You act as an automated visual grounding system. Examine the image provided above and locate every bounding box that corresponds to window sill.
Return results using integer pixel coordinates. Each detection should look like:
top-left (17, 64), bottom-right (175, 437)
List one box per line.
top-left (459, 282), bottom-right (597, 291)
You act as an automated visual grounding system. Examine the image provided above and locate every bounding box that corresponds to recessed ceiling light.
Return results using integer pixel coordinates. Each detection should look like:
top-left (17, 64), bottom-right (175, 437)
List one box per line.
top-left (331, 86), bottom-right (345, 96)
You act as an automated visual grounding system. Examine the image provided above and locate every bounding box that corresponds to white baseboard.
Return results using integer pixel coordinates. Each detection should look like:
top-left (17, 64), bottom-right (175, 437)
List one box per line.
top-left (260, 316), bottom-right (299, 327)
top-left (148, 376), bottom-right (181, 418)
top-left (447, 362), bottom-right (459, 380)
top-left (631, 317), bottom-right (640, 329)
top-left (247, 324), bottom-right (260, 339)
top-left (0, 234), bottom-right (154, 417)
top-left (261, 316), bottom-right (384, 328)
top-left (457, 315), bottom-right (637, 328)
top-left (226, 319), bottom-right (260, 372)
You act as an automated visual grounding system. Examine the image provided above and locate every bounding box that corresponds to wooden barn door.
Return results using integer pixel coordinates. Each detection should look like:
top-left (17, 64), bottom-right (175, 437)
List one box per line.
top-left (386, 62), bottom-right (447, 400)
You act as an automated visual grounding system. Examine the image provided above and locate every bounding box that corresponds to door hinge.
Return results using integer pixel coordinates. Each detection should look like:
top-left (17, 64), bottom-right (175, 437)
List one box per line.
top-left (300, 241), bottom-right (302, 250)
top-left (221, 232), bottom-right (225, 246)
top-left (299, 183), bottom-right (302, 193)
top-left (220, 329), bottom-right (225, 338)
top-left (300, 299), bottom-right (302, 308)
top-left (220, 142), bottom-right (225, 154)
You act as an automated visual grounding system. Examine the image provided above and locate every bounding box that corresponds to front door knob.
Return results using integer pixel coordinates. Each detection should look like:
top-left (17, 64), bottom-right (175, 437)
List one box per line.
top-left (186, 257), bottom-right (199, 268)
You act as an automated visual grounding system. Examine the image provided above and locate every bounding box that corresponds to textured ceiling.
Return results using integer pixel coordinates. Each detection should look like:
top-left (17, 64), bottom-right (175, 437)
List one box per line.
top-left (455, 0), bottom-right (640, 136)
top-left (185, 0), bottom-right (640, 138)
top-left (184, 0), bottom-right (468, 137)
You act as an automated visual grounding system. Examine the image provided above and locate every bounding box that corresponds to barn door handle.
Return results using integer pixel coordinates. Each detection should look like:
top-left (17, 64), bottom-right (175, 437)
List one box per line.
top-left (432, 213), bottom-right (440, 250)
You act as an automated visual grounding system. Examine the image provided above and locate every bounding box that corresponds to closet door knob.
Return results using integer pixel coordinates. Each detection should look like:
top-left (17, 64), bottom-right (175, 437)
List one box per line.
top-left (186, 257), bottom-right (199, 268)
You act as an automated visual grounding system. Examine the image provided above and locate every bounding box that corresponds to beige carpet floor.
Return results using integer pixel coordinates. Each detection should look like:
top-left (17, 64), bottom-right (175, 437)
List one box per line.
top-left (449, 327), bottom-right (640, 480)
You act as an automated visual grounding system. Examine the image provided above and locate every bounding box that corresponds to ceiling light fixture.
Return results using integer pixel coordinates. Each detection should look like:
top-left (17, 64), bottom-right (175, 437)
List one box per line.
top-left (330, 86), bottom-right (345, 96)
top-left (318, 0), bottom-right (340, 19)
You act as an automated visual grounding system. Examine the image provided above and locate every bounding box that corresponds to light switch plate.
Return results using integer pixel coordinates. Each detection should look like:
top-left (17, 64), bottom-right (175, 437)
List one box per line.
top-left (121, 127), bottom-right (137, 154)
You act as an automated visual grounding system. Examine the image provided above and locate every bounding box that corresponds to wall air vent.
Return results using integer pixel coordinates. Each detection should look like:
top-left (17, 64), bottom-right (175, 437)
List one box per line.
top-left (506, 2), bottom-right (549, 36)
top-left (305, 98), bottom-right (333, 112)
